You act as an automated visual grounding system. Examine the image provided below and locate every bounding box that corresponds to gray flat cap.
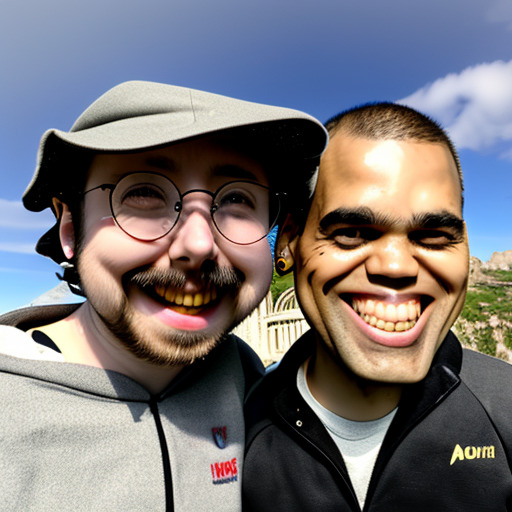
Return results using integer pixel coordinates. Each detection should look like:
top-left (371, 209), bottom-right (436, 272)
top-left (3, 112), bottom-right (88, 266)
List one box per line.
top-left (23, 80), bottom-right (327, 211)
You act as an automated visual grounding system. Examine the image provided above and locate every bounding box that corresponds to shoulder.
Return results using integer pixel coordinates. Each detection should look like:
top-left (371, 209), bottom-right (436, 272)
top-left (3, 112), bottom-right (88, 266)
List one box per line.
top-left (245, 332), bottom-right (315, 444)
top-left (460, 348), bottom-right (512, 410)
top-left (232, 335), bottom-right (264, 373)
top-left (0, 325), bottom-right (64, 362)
top-left (227, 334), bottom-right (265, 395)
top-left (0, 324), bottom-right (33, 353)
top-left (461, 348), bottom-right (512, 389)
top-left (244, 361), bottom-right (282, 438)
top-left (460, 348), bottom-right (512, 458)
top-left (0, 304), bottom-right (81, 330)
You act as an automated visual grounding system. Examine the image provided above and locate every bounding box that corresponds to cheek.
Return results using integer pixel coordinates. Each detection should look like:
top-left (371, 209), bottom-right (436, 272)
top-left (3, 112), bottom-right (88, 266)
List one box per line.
top-left (246, 242), bottom-right (273, 280)
top-left (421, 249), bottom-right (469, 295)
top-left (223, 239), bottom-right (273, 284)
top-left (231, 241), bottom-right (273, 305)
top-left (297, 243), bottom-right (367, 294)
top-left (80, 227), bottom-right (167, 277)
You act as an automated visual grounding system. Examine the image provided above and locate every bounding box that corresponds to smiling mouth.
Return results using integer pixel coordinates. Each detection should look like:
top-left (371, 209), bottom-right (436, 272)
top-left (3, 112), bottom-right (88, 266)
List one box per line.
top-left (350, 296), bottom-right (426, 332)
top-left (154, 284), bottom-right (218, 315)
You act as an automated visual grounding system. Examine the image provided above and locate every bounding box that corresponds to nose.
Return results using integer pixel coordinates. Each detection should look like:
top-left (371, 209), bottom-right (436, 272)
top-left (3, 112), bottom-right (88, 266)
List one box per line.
top-left (365, 235), bottom-right (419, 284)
top-left (166, 194), bottom-right (218, 268)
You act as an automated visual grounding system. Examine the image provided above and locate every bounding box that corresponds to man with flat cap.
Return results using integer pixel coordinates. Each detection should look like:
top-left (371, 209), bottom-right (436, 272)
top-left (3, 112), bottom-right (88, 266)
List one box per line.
top-left (0, 81), bottom-right (327, 511)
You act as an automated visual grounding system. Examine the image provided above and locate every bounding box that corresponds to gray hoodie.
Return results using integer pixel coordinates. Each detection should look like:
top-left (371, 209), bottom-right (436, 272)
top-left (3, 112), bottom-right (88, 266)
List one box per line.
top-left (0, 308), bottom-right (262, 512)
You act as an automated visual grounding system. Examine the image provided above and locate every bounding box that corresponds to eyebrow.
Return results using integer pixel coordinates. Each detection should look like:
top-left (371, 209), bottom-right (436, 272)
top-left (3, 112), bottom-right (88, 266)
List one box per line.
top-left (319, 207), bottom-right (464, 234)
top-left (144, 158), bottom-right (259, 181)
top-left (211, 164), bottom-right (260, 181)
top-left (412, 212), bottom-right (464, 234)
top-left (320, 207), bottom-right (390, 231)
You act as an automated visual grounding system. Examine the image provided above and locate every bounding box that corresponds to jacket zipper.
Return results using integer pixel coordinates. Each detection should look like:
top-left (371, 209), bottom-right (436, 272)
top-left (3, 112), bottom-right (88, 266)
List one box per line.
top-left (279, 412), bottom-right (361, 511)
top-left (150, 397), bottom-right (174, 512)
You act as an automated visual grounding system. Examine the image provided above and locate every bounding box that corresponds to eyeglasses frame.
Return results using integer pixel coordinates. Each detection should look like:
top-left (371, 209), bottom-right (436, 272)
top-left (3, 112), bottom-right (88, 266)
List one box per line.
top-left (82, 171), bottom-right (284, 245)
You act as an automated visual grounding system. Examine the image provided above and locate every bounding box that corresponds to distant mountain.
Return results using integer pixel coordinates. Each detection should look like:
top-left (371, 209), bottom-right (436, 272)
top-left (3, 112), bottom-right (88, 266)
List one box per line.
top-left (26, 281), bottom-right (84, 308)
top-left (484, 250), bottom-right (512, 271)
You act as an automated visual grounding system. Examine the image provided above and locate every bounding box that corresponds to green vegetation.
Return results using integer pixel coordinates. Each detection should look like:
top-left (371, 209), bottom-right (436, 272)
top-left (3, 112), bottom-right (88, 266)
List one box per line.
top-left (270, 271), bottom-right (294, 304)
top-left (473, 326), bottom-right (497, 356)
top-left (503, 328), bottom-right (512, 352)
top-left (482, 269), bottom-right (512, 282)
top-left (460, 285), bottom-right (512, 323)
top-left (455, 269), bottom-right (512, 358)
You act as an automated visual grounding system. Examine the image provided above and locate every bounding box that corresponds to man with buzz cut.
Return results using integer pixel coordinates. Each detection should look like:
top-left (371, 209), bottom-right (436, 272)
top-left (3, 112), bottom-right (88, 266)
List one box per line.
top-left (0, 80), bottom-right (327, 511)
top-left (243, 102), bottom-right (512, 511)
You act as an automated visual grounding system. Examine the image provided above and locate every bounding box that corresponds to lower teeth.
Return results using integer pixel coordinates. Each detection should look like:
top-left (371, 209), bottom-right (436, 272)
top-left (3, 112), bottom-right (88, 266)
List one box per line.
top-left (171, 305), bottom-right (202, 315)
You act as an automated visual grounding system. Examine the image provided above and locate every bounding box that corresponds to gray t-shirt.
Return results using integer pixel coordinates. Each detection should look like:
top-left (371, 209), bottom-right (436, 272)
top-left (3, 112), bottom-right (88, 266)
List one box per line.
top-left (297, 363), bottom-right (396, 508)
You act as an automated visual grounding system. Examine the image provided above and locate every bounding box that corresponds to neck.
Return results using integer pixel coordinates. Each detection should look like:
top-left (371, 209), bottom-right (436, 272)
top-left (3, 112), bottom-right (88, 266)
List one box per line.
top-left (306, 338), bottom-right (402, 421)
top-left (33, 302), bottom-right (183, 394)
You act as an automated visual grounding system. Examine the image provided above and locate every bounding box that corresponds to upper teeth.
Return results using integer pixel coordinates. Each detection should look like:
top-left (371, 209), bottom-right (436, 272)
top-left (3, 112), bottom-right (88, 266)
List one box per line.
top-left (154, 285), bottom-right (217, 307)
top-left (352, 297), bottom-right (421, 332)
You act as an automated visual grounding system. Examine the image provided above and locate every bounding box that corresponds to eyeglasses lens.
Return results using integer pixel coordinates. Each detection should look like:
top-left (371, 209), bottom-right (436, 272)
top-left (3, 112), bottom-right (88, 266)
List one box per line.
top-left (110, 173), bottom-right (279, 244)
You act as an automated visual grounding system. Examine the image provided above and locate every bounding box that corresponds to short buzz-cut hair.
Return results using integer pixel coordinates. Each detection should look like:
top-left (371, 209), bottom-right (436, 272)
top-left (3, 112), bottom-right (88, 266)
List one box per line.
top-left (324, 102), bottom-right (463, 202)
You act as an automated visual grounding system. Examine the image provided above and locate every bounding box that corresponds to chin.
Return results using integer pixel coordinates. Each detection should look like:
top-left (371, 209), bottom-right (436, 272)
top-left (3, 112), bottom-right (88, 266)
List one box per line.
top-left (349, 351), bottom-right (434, 386)
top-left (124, 324), bottom-right (225, 366)
top-left (364, 364), bottom-right (432, 385)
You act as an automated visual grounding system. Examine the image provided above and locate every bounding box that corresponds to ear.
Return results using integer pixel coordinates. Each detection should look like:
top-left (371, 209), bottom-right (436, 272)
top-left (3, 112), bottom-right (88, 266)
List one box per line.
top-left (53, 198), bottom-right (75, 260)
top-left (275, 213), bottom-right (300, 275)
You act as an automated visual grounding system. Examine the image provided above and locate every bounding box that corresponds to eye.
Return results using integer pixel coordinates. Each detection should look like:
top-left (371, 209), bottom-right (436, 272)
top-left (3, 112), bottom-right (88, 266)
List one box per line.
top-left (121, 184), bottom-right (168, 210)
top-left (217, 189), bottom-right (256, 210)
top-left (409, 229), bottom-right (457, 249)
top-left (329, 227), bottom-right (380, 249)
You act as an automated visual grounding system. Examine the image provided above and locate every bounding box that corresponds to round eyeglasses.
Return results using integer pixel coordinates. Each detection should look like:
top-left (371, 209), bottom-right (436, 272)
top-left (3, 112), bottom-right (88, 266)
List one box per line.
top-left (83, 171), bottom-right (282, 245)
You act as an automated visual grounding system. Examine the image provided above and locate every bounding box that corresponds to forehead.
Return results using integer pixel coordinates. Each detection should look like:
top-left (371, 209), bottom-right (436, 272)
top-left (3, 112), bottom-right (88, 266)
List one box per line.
top-left (314, 134), bottom-right (462, 219)
top-left (86, 134), bottom-right (269, 187)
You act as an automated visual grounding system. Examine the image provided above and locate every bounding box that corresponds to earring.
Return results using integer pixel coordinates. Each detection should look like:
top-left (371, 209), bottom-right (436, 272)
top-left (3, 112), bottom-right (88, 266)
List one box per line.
top-left (276, 255), bottom-right (292, 273)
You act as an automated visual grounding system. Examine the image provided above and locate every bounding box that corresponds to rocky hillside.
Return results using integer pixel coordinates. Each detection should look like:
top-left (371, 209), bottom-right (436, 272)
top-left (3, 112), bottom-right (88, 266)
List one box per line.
top-left (453, 252), bottom-right (512, 362)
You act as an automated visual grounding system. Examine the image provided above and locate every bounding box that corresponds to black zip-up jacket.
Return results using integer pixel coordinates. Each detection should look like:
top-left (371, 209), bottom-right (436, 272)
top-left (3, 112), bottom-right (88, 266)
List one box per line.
top-left (243, 330), bottom-right (512, 511)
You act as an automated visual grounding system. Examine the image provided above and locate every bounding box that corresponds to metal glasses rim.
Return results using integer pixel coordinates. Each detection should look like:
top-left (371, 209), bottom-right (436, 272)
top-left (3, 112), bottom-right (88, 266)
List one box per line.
top-left (82, 171), bottom-right (282, 245)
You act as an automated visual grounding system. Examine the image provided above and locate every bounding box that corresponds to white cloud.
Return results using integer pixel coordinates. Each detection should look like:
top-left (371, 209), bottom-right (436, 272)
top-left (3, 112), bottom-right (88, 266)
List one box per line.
top-left (0, 199), bottom-right (53, 229)
top-left (398, 60), bottom-right (512, 158)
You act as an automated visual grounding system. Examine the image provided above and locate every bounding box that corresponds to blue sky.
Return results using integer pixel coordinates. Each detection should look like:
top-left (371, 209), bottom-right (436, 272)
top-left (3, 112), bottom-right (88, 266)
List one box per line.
top-left (1, 0), bottom-right (512, 314)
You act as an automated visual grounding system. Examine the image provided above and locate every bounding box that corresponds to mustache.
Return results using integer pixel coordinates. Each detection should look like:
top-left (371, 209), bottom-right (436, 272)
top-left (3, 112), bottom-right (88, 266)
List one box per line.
top-left (128, 263), bottom-right (244, 290)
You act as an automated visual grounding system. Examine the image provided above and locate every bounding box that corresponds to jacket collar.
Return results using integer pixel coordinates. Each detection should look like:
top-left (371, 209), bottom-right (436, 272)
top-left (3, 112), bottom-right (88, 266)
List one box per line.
top-left (265, 330), bottom-right (358, 505)
top-left (269, 328), bottom-right (463, 415)
top-left (264, 329), bottom-right (463, 504)
top-left (366, 331), bottom-right (462, 501)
